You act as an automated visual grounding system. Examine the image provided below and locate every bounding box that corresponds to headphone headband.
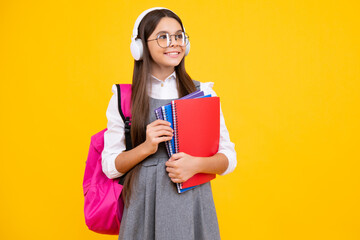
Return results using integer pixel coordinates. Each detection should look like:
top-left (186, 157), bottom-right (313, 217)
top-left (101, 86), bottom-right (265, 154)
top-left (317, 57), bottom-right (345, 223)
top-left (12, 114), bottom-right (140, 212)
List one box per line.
top-left (130, 7), bottom-right (190, 60)
top-left (132, 7), bottom-right (168, 40)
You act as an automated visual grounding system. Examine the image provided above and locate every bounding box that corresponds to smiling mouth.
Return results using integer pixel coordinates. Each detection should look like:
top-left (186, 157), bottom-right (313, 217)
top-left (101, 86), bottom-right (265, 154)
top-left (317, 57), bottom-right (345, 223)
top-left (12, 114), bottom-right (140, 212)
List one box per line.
top-left (164, 52), bottom-right (180, 56)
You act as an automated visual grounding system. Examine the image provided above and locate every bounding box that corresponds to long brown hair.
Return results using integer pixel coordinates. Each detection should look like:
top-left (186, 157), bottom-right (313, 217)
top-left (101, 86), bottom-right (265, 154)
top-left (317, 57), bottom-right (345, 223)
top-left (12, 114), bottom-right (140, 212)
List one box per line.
top-left (122, 9), bottom-right (197, 205)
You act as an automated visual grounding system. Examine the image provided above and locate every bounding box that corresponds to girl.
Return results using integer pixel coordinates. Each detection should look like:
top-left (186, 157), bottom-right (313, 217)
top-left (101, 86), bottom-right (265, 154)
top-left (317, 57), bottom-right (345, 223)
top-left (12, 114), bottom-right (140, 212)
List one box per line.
top-left (102, 7), bottom-right (237, 240)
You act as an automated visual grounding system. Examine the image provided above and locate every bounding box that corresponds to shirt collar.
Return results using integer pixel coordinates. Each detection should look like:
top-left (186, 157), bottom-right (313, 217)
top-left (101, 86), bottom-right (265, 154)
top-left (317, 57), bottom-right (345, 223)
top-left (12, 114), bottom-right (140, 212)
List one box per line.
top-left (150, 71), bottom-right (176, 83)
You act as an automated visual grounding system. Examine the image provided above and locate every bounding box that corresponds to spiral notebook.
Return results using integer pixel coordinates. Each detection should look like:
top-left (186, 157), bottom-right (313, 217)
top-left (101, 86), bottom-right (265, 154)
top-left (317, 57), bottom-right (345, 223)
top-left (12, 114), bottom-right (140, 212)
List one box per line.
top-left (154, 90), bottom-right (205, 157)
top-left (154, 90), bottom-right (204, 121)
top-left (172, 97), bottom-right (220, 191)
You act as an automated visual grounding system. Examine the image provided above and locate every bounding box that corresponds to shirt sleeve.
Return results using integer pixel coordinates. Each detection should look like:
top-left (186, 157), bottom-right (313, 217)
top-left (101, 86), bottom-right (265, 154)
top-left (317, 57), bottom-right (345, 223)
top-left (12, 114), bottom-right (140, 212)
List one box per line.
top-left (101, 84), bottom-right (126, 179)
top-left (200, 82), bottom-right (237, 175)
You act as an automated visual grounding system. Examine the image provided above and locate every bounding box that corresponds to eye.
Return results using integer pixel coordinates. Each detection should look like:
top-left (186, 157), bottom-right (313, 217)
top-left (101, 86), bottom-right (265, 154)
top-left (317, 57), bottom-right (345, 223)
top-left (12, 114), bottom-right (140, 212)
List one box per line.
top-left (158, 33), bottom-right (168, 40)
top-left (175, 34), bottom-right (183, 40)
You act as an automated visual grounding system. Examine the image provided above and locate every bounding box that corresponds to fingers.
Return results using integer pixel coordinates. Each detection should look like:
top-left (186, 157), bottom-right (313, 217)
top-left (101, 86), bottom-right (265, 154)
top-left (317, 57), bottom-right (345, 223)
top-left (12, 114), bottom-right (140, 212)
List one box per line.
top-left (167, 170), bottom-right (183, 183)
top-left (166, 152), bottom-right (186, 166)
top-left (153, 127), bottom-right (173, 136)
top-left (154, 136), bottom-right (173, 144)
top-left (170, 178), bottom-right (182, 183)
top-left (147, 121), bottom-right (173, 139)
top-left (153, 129), bottom-right (173, 137)
top-left (168, 172), bottom-right (177, 178)
top-left (166, 166), bottom-right (173, 173)
top-left (148, 119), bottom-right (172, 128)
top-left (146, 121), bottom-right (173, 143)
top-left (165, 160), bottom-right (176, 167)
top-left (170, 152), bottom-right (185, 160)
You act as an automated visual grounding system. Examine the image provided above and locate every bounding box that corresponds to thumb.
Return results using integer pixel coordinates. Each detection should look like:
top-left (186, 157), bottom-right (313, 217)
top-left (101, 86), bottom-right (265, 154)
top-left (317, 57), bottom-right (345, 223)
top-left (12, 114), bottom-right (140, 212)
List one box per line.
top-left (169, 153), bottom-right (180, 161)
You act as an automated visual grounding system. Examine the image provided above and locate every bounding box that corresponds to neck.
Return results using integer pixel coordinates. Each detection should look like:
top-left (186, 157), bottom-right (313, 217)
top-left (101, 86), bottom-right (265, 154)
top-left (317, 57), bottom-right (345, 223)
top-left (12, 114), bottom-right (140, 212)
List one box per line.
top-left (150, 62), bottom-right (175, 81)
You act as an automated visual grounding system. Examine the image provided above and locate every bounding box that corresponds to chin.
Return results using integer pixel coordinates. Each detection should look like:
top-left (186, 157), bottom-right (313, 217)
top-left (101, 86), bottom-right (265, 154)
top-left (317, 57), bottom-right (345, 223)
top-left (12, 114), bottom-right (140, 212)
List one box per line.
top-left (165, 63), bottom-right (181, 69)
top-left (163, 58), bottom-right (183, 67)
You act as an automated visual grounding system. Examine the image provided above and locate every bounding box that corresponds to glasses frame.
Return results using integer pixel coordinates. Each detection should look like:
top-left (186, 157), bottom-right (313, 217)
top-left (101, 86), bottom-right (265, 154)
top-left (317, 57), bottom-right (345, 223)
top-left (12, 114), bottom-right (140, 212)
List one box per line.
top-left (147, 31), bottom-right (189, 48)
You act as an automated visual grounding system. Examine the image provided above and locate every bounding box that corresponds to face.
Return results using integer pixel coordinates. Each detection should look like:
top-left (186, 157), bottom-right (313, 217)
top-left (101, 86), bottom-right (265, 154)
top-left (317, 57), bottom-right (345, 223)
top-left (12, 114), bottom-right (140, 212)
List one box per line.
top-left (147, 17), bottom-right (186, 71)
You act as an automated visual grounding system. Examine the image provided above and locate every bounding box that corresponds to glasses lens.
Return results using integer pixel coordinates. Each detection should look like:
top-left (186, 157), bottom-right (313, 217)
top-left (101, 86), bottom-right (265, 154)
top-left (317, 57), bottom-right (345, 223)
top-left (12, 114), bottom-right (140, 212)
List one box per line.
top-left (157, 33), bottom-right (169, 48)
top-left (156, 32), bottom-right (189, 48)
top-left (175, 32), bottom-right (185, 46)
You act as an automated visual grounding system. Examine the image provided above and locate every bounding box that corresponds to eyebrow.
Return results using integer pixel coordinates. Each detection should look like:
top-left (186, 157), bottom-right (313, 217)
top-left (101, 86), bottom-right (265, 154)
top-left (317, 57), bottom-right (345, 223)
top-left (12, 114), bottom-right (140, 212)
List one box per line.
top-left (155, 29), bottom-right (183, 35)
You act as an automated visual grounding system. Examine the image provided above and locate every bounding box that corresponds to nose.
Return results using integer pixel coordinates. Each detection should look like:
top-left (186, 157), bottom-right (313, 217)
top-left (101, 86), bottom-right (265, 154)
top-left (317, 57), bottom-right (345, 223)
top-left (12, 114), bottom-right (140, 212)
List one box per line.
top-left (169, 35), bottom-right (179, 47)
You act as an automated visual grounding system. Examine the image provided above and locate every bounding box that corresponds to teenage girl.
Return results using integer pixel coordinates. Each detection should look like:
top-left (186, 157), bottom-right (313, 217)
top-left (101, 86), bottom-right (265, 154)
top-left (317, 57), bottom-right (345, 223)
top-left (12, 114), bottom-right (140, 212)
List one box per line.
top-left (102, 7), bottom-right (237, 240)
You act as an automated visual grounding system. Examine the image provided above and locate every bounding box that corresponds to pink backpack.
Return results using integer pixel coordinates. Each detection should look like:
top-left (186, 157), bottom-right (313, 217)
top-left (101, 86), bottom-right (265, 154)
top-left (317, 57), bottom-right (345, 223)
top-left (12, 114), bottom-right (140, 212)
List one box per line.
top-left (83, 84), bottom-right (132, 235)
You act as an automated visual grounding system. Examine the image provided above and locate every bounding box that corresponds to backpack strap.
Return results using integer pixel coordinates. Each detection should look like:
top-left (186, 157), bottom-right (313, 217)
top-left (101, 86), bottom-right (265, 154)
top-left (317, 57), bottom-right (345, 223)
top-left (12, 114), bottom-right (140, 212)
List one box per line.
top-left (115, 84), bottom-right (133, 151)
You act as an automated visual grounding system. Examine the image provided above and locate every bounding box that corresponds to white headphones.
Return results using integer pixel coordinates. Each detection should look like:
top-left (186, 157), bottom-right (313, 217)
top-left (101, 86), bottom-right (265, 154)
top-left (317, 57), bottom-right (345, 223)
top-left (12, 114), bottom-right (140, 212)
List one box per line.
top-left (130, 7), bottom-right (190, 61)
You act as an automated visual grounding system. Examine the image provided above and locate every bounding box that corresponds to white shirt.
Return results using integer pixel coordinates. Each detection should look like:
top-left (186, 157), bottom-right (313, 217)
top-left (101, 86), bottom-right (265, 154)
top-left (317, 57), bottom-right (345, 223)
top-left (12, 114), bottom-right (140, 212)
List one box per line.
top-left (102, 72), bottom-right (237, 179)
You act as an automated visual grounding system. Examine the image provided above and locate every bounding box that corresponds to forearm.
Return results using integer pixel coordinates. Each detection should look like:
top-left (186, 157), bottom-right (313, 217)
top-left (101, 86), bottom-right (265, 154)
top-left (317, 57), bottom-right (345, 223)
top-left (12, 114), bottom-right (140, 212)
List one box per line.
top-left (195, 153), bottom-right (229, 175)
top-left (115, 120), bottom-right (173, 174)
top-left (114, 143), bottom-right (151, 173)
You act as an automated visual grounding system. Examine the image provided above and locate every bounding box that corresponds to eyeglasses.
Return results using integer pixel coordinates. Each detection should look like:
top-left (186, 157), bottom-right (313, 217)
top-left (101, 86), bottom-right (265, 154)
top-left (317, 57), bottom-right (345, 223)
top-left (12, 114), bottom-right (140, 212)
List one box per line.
top-left (147, 31), bottom-right (189, 48)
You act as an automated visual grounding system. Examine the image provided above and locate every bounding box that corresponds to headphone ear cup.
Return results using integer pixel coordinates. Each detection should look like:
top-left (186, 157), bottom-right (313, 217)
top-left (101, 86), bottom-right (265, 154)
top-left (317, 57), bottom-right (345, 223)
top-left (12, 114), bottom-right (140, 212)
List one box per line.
top-left (130, 38), bottom-right (144, 61)
top-left (185, 41), bottom-right (190, 56)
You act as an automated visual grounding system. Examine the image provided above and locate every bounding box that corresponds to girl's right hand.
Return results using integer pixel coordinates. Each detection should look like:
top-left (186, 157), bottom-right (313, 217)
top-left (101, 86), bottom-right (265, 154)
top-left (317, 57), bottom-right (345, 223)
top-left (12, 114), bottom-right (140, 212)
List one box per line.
top-left (143, 119), bottom-right (173, 155)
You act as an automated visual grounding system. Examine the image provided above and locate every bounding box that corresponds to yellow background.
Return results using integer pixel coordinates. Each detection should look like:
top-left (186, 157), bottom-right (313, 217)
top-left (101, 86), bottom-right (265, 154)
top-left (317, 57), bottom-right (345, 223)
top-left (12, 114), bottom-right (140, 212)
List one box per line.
top-left (1, 0), bottom-right (359, 239)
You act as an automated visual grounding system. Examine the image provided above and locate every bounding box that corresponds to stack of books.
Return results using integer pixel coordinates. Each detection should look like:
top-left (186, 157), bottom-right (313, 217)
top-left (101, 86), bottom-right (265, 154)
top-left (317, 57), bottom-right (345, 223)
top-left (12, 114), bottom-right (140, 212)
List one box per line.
top-left (154, 90), bottom-right (220, 193)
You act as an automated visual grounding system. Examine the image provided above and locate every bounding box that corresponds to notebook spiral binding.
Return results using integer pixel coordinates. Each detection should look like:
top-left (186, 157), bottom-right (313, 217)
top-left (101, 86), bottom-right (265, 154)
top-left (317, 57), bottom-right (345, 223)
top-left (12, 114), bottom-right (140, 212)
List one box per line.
top-left (172, 100), bottom-right (182, 192)
top-left (171, 101), bottom-right (179, 154)
top-left (161, 106), bottom-right (174, 157)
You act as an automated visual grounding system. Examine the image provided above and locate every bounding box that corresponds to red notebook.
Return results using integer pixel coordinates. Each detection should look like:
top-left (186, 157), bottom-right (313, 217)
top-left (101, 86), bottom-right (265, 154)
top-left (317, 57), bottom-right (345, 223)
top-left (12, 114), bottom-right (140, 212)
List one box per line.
top-left (171, 97), bottom-right (220, 190)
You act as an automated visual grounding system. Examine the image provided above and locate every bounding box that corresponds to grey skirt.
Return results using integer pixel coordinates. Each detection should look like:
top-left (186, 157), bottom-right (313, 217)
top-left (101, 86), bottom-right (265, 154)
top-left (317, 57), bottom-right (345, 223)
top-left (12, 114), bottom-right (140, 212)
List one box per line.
top-left (118, 97), bottom-right (220, 240)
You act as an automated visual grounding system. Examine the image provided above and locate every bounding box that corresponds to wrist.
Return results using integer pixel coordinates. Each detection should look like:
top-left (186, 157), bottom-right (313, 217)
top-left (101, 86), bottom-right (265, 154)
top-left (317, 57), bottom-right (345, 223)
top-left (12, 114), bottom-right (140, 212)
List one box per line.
top-left (139, 142), bottom-right (154, 157)
top-left (194, 157), bottom-right (204, 174)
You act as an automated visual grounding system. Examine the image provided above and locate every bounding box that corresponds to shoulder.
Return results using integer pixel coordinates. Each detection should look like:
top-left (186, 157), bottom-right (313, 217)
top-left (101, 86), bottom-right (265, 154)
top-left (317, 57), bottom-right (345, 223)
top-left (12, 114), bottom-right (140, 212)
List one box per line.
top-left (106, 85), bottom-right (119, 116)
top-left (192, 80), bottom-right (201, 88)
top-left (198, 81), bottom-right (217, 97)
top-left (111, 84), bottom-right (119, 94)
top-left (106, 84), bottom-right (118, 110)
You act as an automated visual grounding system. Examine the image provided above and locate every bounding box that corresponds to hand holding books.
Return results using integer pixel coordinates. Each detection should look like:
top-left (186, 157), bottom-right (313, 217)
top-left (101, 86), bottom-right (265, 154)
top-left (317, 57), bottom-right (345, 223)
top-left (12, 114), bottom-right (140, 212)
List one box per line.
top-left (165, 152), bottom-right (201, 184)
top-left (143, 119), bottom-right (173, 155)
top-left (155, 91), bottom-right (220, 193)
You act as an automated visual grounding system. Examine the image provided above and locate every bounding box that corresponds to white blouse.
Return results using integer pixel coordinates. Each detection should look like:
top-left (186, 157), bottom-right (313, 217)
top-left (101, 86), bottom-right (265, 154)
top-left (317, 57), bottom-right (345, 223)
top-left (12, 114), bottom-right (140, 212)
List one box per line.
top-left (102, 72), bottom-right (237, 179)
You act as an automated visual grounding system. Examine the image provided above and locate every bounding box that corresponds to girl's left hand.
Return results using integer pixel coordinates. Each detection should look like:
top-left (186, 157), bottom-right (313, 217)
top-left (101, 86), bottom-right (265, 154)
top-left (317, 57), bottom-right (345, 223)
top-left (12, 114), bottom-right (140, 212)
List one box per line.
top-left (165, 152), bottom-right (199, 183)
